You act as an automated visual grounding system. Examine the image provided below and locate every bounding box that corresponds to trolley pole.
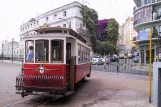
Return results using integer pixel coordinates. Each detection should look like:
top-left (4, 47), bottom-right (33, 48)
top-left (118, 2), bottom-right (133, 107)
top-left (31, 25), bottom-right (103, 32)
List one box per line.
top-left (149, 27), bottom-right (152, 103)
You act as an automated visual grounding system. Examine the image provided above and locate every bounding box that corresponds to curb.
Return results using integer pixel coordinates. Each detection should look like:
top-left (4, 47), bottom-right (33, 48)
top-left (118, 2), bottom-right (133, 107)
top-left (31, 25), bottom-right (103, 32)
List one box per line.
top-left (0, 60), bottom-right (22, 64)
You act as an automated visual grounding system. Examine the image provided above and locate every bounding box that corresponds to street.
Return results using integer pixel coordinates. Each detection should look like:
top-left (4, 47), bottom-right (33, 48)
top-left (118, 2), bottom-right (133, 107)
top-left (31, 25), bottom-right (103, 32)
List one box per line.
top-left (0, 62), bottom-right (155, 107)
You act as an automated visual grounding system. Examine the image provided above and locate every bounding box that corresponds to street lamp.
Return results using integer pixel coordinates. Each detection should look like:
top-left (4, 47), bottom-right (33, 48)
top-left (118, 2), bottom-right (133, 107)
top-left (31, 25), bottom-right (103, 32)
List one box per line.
top-left (59, 18), bottom-right (71, 28)
top-left (5, 36), bottom-right (14, 63)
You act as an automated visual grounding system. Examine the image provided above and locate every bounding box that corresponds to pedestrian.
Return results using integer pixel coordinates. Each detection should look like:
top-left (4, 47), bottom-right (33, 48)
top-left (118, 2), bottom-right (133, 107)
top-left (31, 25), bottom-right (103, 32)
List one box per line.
top-left (26, 46), bottom-right (34, 61)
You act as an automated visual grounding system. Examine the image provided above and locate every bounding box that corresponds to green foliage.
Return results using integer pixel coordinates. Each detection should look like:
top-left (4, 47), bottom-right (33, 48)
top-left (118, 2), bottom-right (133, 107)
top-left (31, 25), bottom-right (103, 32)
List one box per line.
top-left (81, 5), bottom-right (119, 55)
top-left (106, 18), bottom-right (119, 45)
top-left (152, 27), bottom-right (159, 38)
top-left (82, 5), bottom-right (98, 53)
top-left (97, 41), bottom-right (117, 56)
top-left (82, 5), bottom-right (98, 36)
top-left (90, 35), bottom-right (97, 53)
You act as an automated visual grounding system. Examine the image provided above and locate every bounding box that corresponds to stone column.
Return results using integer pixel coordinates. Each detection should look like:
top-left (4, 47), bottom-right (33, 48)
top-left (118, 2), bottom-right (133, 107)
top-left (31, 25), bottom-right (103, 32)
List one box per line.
top-left (144, 49), bottom-right (146, 65)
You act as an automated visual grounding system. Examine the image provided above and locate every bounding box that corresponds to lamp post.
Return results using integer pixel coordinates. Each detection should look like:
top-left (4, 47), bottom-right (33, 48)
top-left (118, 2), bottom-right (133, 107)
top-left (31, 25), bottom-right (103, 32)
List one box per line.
top-left (59, 18), bottom-right (71, 28)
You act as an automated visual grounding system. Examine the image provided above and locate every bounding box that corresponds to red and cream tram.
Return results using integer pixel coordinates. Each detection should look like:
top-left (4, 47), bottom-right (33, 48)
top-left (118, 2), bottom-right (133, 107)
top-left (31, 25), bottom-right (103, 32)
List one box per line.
top-left (15, 27), bottom-right (92, 98)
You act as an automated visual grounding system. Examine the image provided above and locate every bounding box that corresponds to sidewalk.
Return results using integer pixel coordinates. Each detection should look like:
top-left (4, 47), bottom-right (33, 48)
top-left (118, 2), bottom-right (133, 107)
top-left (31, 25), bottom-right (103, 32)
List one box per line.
top-left (0, 60), bottom-right (22, 64)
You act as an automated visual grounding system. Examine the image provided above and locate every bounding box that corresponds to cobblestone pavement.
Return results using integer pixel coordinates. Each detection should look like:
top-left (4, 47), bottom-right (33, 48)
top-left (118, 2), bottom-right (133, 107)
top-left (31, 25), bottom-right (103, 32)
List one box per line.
top-left (0, 62), bottom-right (155, 107)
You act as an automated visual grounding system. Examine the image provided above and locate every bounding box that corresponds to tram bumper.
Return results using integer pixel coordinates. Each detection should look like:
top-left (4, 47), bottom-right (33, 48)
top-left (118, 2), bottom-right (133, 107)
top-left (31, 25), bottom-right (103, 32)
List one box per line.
top-left (15, 74), bottom-right (66, 97)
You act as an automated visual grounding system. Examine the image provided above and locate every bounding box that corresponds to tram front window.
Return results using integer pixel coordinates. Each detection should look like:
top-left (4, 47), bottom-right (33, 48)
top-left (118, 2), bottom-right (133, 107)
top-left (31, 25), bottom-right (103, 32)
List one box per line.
top-left (25, 40), bottom-right (34, 62)
top-left (51, 40), bottom-right (64, 62)
top-left (35, 40), bottom-right (49, 63)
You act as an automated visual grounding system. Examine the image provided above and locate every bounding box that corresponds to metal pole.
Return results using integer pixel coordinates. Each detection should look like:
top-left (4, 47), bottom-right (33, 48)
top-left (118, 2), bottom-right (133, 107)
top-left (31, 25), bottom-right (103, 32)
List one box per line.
top-left (149, 27), bottom-right (152, 103)
top-left (104, 55), bottom-right (106, 72)
top-left (1, 43), bottom-right (3, 62)
top-left (12, 38), bottom-right (13, 63)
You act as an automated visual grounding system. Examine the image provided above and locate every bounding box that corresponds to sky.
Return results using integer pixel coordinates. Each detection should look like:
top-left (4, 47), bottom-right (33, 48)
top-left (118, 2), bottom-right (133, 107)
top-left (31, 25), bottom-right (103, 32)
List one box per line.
top-left (0, 0), bottom-right (135, 42)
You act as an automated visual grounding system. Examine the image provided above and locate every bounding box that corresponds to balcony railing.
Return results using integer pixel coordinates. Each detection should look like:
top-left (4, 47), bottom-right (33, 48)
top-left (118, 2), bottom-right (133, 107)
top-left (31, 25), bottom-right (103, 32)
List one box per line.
top-left (133, 17), bottom-right (152, 26)
top-left (77, 28), bottom-right (89, 36)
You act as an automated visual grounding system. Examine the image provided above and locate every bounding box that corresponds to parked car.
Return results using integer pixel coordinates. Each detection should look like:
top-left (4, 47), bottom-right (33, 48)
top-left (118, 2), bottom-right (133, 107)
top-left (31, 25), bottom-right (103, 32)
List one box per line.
top-left (119, 54), bottom-right (124, 59)
top-left (90, 58), bottom-right (104, 65)
top-left (109, 55), bottom-right (118, 62)
top-left (105, 57), bottom-right (110, 64)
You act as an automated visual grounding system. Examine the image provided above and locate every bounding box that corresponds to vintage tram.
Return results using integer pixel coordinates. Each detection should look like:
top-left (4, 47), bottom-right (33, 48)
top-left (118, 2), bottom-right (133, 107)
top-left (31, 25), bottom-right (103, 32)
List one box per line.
top-left (15, 27), bottom-right (92, 98)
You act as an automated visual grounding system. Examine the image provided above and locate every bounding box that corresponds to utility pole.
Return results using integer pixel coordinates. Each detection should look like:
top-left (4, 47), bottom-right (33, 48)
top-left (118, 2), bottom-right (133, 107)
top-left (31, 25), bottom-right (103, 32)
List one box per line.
top-left (149, 27), bottom-right (152, 103)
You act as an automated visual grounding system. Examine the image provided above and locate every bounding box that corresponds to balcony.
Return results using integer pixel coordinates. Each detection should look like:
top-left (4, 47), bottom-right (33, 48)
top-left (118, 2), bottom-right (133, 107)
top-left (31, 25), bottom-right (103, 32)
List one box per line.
top-left (133, 17), bottom-right (152, 26)
top-left (133, 31), bottom-right (160, 43)
top-left (77, 28), bottom-right (89, 36)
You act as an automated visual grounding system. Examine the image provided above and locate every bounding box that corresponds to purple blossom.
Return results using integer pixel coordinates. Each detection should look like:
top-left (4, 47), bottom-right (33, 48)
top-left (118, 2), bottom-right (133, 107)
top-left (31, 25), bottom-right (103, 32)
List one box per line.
top-left (97, 19), bottom-right (111, 40)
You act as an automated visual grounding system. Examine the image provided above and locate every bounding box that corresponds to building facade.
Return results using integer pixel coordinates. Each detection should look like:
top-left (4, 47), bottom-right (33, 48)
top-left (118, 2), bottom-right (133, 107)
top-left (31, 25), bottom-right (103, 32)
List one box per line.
top-left (19, 1), bottom-right (88, 57)
top-left (1, 40), bottom-right (22, 58)
top-left (118, 17), bottom-right (137, 54)
top-left (133, 0), bottom-right (161, 64)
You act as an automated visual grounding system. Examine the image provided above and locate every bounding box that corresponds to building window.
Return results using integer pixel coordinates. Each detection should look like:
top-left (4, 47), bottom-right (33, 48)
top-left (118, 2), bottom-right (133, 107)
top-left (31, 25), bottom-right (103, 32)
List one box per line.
top-left (139, 29), bottom-right (143, 33)
top-left (46, 17), bottom-right (48, 22)
top-left (147, 0), bottom-right (151, 4)
top-left (80, 10), bottom-right (83, 16)
top-left (63, 24), bottom-right (66, 28)
top-left (80, 23), bottom-right (83, 29)
top-left (159, 25), bottom-right (161, 36)
top-left (144, 0), bottom-right (147, 5)
top-left (144, 27), bottom-right (150, 32)
top-left (63, 11), bottom-right (66, 17)
top-left (54, 14), bottom-right (57, 19)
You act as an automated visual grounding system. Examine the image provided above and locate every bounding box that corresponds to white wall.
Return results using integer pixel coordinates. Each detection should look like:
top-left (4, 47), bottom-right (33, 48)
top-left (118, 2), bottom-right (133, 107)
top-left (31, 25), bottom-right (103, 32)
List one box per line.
top-left (152, 62), bottom-right (161, 106)
top-left (20, 2), bottom-right (84, 35)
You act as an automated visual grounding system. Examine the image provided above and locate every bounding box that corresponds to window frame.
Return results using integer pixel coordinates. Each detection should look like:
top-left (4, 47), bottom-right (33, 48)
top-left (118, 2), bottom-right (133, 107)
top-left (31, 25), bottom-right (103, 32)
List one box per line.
top-left (35, 39), bottom-right (49, 63)
top-left (25, 40), bottom-right (34, 63)
top-left (63, 11), bottom-right (67, 17)
top-left (51, 39), bottom-right (64, 63)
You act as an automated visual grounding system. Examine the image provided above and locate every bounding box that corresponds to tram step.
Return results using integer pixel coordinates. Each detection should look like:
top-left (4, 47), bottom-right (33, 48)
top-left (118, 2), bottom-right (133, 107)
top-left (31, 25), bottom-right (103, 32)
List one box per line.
top-left (65, 91), bottom-right (74, 96)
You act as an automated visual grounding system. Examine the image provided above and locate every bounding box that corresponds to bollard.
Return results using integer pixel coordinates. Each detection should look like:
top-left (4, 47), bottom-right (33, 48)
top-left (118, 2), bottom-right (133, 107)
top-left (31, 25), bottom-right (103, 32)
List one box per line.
top-left (104, 56), bottom-right (106, 72)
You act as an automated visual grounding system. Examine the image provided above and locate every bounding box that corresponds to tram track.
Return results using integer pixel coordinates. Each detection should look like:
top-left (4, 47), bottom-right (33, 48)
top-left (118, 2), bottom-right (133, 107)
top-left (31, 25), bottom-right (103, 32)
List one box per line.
top-left (3, 94), bottom-right (66, 107)
top-left (3, 95), bottom-right (52, 107)
top-left (3, 96), bottom-right (40, 107)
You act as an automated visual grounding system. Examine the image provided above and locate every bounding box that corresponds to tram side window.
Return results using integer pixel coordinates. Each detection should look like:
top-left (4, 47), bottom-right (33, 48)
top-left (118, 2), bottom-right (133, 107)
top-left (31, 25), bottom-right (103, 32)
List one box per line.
top-left (51, 40), bottom-right (64, 62)
top-left (78, 44), bottom-right (81, 64)
top-left (25, 40), bottom-right (34, 62)
top-left (35, 40), bottom-right (49, 62)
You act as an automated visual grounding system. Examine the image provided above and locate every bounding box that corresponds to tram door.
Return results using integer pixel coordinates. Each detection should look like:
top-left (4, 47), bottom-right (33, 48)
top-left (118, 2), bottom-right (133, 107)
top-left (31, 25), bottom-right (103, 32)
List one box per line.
top-left (66, 43), bottom-right (71, 83)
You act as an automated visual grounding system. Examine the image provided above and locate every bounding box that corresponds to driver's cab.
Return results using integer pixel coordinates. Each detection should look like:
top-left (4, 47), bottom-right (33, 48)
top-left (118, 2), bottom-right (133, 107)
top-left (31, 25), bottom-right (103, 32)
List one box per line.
top-left (25, 39), bottom-right (66, 64)
top-left (23, 27), bottom-right (79, 65)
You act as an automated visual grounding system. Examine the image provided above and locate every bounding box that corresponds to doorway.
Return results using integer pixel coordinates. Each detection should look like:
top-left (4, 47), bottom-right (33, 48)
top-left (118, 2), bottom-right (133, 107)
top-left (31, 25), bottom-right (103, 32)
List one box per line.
top-left (66, 43), bottom-right (71, 83)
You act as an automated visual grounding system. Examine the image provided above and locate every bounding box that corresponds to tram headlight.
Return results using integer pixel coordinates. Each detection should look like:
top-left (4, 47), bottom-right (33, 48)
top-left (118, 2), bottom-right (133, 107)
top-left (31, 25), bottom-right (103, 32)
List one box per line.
top-left (39, 66), bottom-right (45, 73)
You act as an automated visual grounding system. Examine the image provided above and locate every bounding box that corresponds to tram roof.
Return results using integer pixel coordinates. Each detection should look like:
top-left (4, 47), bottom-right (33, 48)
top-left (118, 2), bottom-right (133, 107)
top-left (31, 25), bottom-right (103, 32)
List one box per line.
top-left (34, 27), bottom-right (88, 43)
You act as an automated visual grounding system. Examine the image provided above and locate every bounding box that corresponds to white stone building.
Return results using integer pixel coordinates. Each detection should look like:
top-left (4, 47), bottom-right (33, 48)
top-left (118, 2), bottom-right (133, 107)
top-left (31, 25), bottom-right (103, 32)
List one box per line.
top-left (19, 1), bottom-right (88, 56)
top-left (2, 40), bottom-right (23, 58)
